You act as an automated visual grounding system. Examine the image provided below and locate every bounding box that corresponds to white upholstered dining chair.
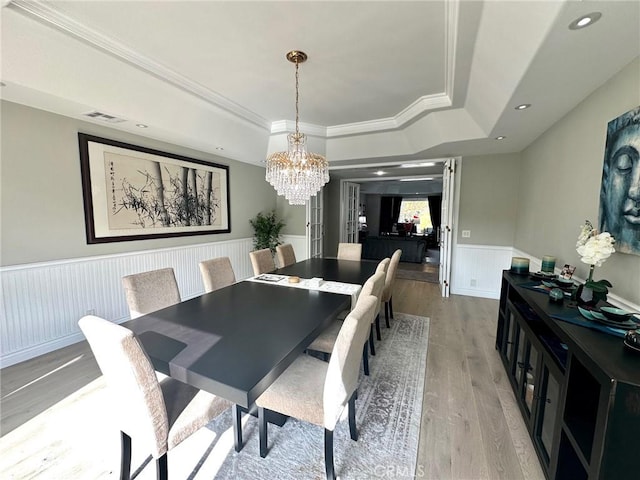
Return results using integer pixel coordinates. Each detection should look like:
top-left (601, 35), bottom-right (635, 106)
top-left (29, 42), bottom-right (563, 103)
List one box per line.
top-left (249, 248), bottom-right (276, 275)
top-left (307, 270), bottom-right (386, 373)
top-left (382, 249), bottom-right (403, 327)
top-left (255, 295), bottom-right (378, 480)
top-left (337, 242), bottom-right (362, 261)
top-left (78, 315), bottom-right (231, 480)
top-left (373, 257), bottom-right (390, 339)
top-left (121, 268), bottom-right (181, 319)
top-left (275, 243), bottom-right (296, 268)
top-left (199, 256), bottom-right (236, 293)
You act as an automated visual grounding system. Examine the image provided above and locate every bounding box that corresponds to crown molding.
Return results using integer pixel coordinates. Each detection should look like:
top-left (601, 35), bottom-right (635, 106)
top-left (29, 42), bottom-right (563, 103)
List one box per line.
top-left (270, 120), bottom-right (327, 137)
top-left (8, 0), bottom-right (271, 130)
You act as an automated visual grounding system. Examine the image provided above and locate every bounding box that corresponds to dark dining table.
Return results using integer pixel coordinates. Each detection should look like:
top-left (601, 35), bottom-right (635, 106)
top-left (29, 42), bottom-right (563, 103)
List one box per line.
top-left (274, 257), bottom-right (378, 284)
top-left (123, 257), bottom-right (378, 450)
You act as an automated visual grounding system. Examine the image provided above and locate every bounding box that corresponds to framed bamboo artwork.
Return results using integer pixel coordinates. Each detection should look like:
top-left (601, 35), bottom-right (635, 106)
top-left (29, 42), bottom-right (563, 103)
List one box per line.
top-left (78, 133), bottom-right (230, 243)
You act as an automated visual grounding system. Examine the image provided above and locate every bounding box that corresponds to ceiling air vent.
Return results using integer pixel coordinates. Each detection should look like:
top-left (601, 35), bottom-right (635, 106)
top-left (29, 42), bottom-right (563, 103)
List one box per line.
top-left (82, 111), bottom-right (126, 123)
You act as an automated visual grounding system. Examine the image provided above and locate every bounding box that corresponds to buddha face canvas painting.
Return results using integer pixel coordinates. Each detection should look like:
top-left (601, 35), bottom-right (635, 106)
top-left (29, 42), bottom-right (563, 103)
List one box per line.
top-left (599, 106), bottom-right (640, 256)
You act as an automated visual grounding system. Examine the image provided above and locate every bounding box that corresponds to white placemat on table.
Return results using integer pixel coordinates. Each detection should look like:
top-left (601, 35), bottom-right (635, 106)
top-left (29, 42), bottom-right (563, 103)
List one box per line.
top-left (246, 274), bottom-right (361, 310)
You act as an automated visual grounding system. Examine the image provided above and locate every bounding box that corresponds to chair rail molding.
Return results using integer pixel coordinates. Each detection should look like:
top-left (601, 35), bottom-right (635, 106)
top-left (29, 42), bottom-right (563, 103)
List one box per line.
top-left (1, 238), bottom-right (255, 367)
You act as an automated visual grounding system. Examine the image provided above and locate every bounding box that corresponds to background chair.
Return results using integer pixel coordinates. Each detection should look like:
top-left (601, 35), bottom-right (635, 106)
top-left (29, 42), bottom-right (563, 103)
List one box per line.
top-left (78, 315), bottom-right (231, 480)
top-left (373, 258), bottom-right (390, 339)
top-left (307, 270), bottom-right (386, 373)
top-left (337, 243), bottom-right (362, 261)
top-left (276, 243), bottom-right (296, 268)
top-left (382, 249), bottom-right (402, 327)
top-left (250, 248), bottom-right (276, 276)
top-left (199, 257), bottom-right (236, 293)
top-left (122, 268), bottom-right (181, 319)
top-left (255, 296), bottom-right (378, 480)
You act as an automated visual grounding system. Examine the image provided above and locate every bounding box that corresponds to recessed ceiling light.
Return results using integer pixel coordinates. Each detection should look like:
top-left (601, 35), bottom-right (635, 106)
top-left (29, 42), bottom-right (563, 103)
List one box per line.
top-left (400, 177), bottom-right (433, 182)
top-left (136, 123), bottom-right (148, 128)
top-left (495, 136), bottom-right (506, 140)
top-left (515, 104), bottom-right (531, 110)
top-left (569, 12), bottom-right (602, 30)
top-left (216, 146), bottom-right (224, 151)
top-left (375, 170), bottom-right (385, 176)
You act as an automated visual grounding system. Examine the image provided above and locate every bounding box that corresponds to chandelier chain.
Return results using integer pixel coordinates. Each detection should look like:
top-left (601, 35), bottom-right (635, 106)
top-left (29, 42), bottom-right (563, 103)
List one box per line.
top-left (294, 59), bottom-right (300, 136)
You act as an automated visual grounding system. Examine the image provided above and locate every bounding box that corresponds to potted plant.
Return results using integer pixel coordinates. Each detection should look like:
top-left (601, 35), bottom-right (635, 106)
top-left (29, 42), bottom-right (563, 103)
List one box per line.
top-left (249, 210), bottom-right (285, 254)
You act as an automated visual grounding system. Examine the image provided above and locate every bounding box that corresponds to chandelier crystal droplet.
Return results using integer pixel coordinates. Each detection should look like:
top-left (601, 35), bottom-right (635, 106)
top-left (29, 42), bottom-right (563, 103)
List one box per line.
top-left (265, 51), bottom-right (329, 205)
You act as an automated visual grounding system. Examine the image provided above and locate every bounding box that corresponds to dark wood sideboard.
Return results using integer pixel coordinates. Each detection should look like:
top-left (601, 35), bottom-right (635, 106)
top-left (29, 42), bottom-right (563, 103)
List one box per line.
top-left (495, 271), bottom-right (640, 480)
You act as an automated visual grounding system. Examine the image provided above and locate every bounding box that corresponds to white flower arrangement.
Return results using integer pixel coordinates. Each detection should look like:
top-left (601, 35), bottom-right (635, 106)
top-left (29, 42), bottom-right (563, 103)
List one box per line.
top-left (576, 221), bottom-right (615, 267)
top-left (575, 220), bottom-right (615, 301)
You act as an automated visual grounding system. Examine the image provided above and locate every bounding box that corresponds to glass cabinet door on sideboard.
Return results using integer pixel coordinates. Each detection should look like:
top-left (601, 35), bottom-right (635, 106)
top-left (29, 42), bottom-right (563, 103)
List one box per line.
top-left (495, 271), bottom-right (640, 480)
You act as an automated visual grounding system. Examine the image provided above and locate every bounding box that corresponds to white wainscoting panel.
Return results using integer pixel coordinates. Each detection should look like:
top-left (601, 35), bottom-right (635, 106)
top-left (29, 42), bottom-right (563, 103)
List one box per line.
top-left (451, 244), bottom-right (514, 299)
top-left (280, 235), bottom-right (308, 264)
top-left (1, 238), bottom-right (255, 367)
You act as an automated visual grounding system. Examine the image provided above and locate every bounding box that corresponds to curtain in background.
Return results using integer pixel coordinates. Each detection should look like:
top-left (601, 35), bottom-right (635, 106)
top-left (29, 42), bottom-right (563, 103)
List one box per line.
top-left (379, 196), bottom-right (403, 233)
top-left (428, 195), bottom-right (442, 229)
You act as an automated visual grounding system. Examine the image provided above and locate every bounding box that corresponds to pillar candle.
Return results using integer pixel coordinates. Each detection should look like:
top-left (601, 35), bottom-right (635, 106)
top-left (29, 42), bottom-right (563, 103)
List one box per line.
top-left (541, 255), bottom-right (556, 273)
top-left (511, 257), bottom-right (530, 275)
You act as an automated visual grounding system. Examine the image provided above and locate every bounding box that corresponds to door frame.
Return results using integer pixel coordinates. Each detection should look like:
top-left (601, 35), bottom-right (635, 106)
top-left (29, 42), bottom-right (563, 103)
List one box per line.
top-left (439, 157), bottom-right (461, 297)
top-left (305, 189), bottom-right (324, 258)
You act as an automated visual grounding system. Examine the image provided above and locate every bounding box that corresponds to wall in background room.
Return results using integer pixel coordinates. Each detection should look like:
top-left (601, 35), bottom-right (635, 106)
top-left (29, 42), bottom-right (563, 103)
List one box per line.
top-left (457, 153), bottom-right (521, 246)
top-left (515, 57), bottom-right (640, 305)
top-left (323, 178), bottom-right (342, 257)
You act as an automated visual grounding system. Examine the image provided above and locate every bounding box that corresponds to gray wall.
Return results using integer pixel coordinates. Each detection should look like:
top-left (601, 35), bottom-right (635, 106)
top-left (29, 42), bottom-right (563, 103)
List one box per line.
top-left (324, 178), bottom-right (341, 257)
top-left (276, 196), bottom-right (307, 236)
top-left (515, 57), bottom-right (640, 304)
top-left (0, 101), bottom-right (276, 266)
top-left (457, 153), bottom-right (521, 246)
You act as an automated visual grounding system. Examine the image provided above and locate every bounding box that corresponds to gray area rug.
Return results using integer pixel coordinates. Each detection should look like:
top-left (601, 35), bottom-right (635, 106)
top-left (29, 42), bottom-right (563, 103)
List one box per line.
top-left (178, 312), bottom-right (430, 480)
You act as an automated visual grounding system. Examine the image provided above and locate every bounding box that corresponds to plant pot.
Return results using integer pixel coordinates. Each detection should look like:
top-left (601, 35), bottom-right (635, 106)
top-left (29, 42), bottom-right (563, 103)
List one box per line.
top-left (575, 283), bottom-right (606, 307)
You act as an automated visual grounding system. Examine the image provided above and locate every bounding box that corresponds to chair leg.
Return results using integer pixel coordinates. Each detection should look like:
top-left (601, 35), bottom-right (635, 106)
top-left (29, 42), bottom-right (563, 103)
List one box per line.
top-left (156, 454), bottom-right (168, 480)
top-left (385, 302), bottom-right (390, 328)
top-left (324, 428), bottom-right (336, 480)
top-left (258, 407), bottom-right (268, 458)
top-left (390, 297), bottom-right (394, 319)
top-left (369, 325), bottom-right (376, 356)
top-left (362, 342), bottom-right (370, 376)
top-left (233, 404), bottom-right (243, 452)
top-left (375, 314), bottom-right (381, 340)
top-left (348, 392), bottom-right (358, 441)
top-left (120, 431), bottom-right (132, 480)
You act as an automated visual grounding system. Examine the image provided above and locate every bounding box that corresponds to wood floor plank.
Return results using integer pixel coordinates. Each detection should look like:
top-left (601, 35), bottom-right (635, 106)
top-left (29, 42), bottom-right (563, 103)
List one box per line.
top-left (438, 299), bottom-right (491, 480)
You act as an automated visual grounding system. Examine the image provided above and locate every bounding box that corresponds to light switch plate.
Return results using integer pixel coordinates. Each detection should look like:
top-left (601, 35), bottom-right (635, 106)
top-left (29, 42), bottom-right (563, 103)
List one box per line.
top-left (462, 230), bottom-right (471, 238)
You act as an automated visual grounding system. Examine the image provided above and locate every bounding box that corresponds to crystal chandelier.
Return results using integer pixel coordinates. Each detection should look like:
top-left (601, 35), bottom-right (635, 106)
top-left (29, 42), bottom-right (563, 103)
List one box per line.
top-left (266, 51), bottom-right (329, 205)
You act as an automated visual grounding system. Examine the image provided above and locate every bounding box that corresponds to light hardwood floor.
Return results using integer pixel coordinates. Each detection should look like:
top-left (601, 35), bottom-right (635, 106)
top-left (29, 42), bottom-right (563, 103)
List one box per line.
top-left (0, 279), bottom-right (544, 479)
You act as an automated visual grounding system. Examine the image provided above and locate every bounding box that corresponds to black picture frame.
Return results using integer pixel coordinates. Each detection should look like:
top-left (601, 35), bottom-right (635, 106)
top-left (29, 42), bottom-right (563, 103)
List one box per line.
top-left (78, 133), bottom-right (231, 244)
